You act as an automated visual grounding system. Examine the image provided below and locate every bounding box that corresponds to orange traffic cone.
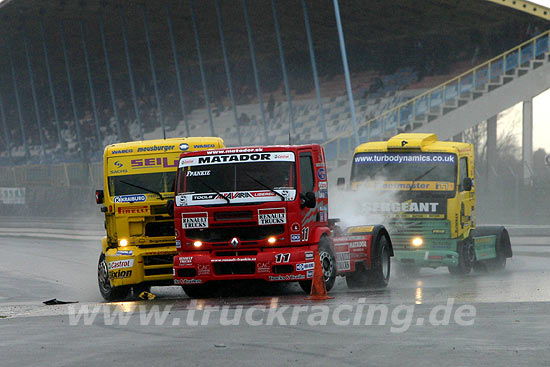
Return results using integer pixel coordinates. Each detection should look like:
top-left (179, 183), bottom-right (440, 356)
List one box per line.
top-left (307, 250), bottom-right (333, 301)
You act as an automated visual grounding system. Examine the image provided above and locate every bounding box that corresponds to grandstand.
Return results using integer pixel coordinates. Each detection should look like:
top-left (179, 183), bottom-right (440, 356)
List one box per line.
top-left (0, 0), bottom-right (545, 165)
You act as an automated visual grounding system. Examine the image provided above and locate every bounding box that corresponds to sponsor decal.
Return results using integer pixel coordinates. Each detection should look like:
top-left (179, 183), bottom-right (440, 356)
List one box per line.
top-left (217, 192), bottom-right (253, 200)
top-left (291, 234), bottom-right (301, 242)
top-left (349, 240), bottom-right (367, 249)
top-left (318, 190), bottom-right (328, 199)
top-left (109, 269), bottom-right (132, 279)
top-left (187, 170), bottom-right (211, 177)
top-left (182, 212), bottom-right (208, 229)
top-left (365, 201), bottom-right (439, 213)
top-left (318, 181), bottom-right (328, 190)
top-left (114, 161), bottom-right (123, 168)
top-left (307, 270), bottom-right (314, 279)
top-left (319, 206), bottom-right (328, 222)
top-left (117, 206), bottom-right (148, 215)
top-left (432, 229), bottom-right (446, 234)
top-left (251, 191), bottom-right (276, 198)
top-left (137, 145), bottom-right (175, 153)
top-left (113, 194), bottom-right (146, 203)
top-left (365, 180), bottom-right (455, 192)
top-left (180, 152), bottom-right (295, 167)
top-left (131, 157), bottom-right (178, 169)
top-left (108, 259), bottom-right (134, 270)
top-left (116, 250), bottom-right (133, 256)
top-left (175, 240), bottom-right (181, 249)
top-left (109, 170), bottom-right (128, 174)
top-left (192, 194), bottom-right (217, 200)
top-left (174, 279), bottom-right (203, 285)
top-left (179, 256), bottom-right (193, 265)
top-left (211, 257), bottom-right (256, 262)
top-left (305, 251), bottom-right (314, 260)
top-left (111, 149), bottom-right (133, 154)
top-left (194, 144), bottom-right (216, 149)
top-left (296, 262), bottom-right (315, 271)
top-left (354, 152), bottom-right (456, 164)
top-left (258, 208), bottom-right (286, 225)
top-left (269, 274), bottom-right (305, 281)
top-left (257, 262), bottom-right (271, 273)
top-left (291, 223), bottom-right (300, 232)
top-left (317, 167), bottom-right (326, 180)
top-left (335, 252), bottom-right (351, 271)
top-left (197, 264), bottom-right (211, 275)
top-left (206, 148), bottom-right (263, 154)
top-left (316, 162), bottom-right (326, 167)
top-left (180, 143), bottom-right (189, 151)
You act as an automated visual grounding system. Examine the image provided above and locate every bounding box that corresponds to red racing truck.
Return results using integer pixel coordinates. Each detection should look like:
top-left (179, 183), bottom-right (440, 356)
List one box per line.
top-left (172, 145), bottom-right (393, 297)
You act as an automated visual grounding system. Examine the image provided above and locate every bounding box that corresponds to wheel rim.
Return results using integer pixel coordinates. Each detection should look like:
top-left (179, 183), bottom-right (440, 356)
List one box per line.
top-left (319, 251), bottom-right (334, 282)
top-left (381, 246), bottom-right (389, 279)
top-left (98, 257), bottom-right (111, 293)
top-left (466, 243), bottom-right (476, 264)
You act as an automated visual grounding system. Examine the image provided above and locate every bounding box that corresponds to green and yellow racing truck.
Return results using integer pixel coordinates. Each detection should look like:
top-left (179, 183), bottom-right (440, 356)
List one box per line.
top-left (344, 133), bottom-right (512, 275)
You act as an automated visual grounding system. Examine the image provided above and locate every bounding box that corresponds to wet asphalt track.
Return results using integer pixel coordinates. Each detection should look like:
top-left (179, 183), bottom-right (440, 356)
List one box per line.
top-left (1, 234), bottom-right (550, 366)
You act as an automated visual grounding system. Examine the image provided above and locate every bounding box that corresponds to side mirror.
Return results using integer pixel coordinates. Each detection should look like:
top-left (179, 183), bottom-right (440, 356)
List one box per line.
top-left (300, 191), bottom-right (316, 208)
top-left (166, 199), bottom-right (175, 218)
top-left (336, 177), bottom-right (345, 190)
top-left (95, 190), bottom-right (104, 204)
top-left (462, 177), bottom-right (473, 192)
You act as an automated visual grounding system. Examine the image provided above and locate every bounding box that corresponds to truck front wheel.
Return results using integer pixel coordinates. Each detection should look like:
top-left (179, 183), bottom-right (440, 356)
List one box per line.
top-left (448, 241), bottom-right (475, 275)
top-left (98, 253), bottom-right (130, 301)
top-left (299, 236), bottom-right (336, 293)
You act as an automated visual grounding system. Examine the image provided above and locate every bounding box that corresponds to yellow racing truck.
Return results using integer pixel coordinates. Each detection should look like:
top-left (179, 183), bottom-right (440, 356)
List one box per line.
top-left (344, 133), bottom-right (512, 275)
top-left (95, 137), bottom-right (224, 300)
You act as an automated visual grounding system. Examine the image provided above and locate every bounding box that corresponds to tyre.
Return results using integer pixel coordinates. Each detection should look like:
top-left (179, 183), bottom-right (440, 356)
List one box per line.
top-left (448, 240), bottom-right (475, 275)
top-left (299, 236), bottom-right (336, 294)
top-left (365, 233), bottom-right (391, 287)
top-left (487, 230), bottom-right (508, 271)
top-left (98, 253), bottom-right (130, 301)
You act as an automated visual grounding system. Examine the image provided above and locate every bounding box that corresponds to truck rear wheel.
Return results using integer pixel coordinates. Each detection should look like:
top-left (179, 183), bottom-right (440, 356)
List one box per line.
top-left (345, 233), bottom-right (391, 289)
top-left (299, 236), bottom-right (336, 293)
top-left (98, 253), bottom-right (130, 301)
top-left (448, 241), bottom-right (475, 275)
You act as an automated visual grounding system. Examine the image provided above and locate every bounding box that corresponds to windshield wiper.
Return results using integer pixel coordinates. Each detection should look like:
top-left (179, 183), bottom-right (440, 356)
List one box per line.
top-left (244, 172), bottom-right (286, 201)
top-left (409, 165), bottom-right (438, 191)
top-left (195, 177), bottom-right (230, 204)
top-left (120, 180), bottom-right (164, 200)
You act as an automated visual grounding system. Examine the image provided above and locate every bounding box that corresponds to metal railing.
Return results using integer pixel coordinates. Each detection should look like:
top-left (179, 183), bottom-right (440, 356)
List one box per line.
top-left (322, 30), bottom-right (550, 162)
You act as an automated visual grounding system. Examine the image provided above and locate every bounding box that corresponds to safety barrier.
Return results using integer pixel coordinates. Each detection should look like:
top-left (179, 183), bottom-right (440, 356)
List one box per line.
top-left (323, 30), bottom-right (550, 161)
top-left (0, 162), bottom-right (103, 188)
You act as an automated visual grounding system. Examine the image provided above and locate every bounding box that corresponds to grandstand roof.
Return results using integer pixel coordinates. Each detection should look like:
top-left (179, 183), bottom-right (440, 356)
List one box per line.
top-left (0, 0), bottom-right (545, 66)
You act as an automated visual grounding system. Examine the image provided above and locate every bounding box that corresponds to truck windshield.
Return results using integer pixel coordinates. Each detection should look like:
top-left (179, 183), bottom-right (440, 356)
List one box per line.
top-left (351, 152), bottom-right (457, 191)
top-left (109, 172), bottom-right (175, 197)
top-left (179, 161), bottom-right (296, 194)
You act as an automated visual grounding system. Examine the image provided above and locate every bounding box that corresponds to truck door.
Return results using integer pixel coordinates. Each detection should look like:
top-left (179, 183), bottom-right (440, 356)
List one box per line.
top-left (458, 156), bottom-right (474, 237)
top-left (299, 151), bottom-right (316, 241)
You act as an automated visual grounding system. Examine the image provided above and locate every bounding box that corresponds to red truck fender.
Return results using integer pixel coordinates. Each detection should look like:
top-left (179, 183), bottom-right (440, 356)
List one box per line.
top-left (311, 226), bottom-right (331, 246)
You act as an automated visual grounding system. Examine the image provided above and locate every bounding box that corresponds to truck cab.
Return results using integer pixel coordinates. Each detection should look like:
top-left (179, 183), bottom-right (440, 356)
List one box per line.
top-left (96, 137), bottom-right (224, 300)
top-left (173, 145), bottom-right (393, 298)
top-left (348, 133), bottom-right (511, 275)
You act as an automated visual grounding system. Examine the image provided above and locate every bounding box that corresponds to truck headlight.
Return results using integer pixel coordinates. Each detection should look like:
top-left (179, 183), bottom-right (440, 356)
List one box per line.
top-left (412, 237), bottom-right (423, 247)
top-left (119, 238), bottom-right (128, 247)
top-left (267, 236), bottom-right (277, 244)
top-left (193, 241), bottom-right (203, 248)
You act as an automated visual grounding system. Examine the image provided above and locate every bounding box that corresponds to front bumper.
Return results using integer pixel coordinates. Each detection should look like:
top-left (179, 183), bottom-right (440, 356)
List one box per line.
top-left (394, 249), bottom-right (458, 268)
top-left (173, 245), bottom-right (318, 285)
top-left (105, 245), bottom-right (176, 287)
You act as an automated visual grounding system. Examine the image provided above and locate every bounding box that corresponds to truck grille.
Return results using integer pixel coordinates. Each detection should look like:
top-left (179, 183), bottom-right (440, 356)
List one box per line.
top-left (143, 254), bottom-right (174, 266)
top-left (388, 220), bottom-right (450, 251)
top-left (145, 221), bottom-right (174, 237)
top-left (185, 225), bottom-right (284, 242)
